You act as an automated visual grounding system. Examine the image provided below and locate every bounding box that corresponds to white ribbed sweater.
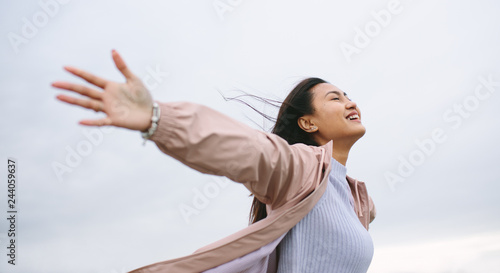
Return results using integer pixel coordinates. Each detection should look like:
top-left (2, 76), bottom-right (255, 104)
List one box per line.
top-left (276, 157), bottom-right (374, 273)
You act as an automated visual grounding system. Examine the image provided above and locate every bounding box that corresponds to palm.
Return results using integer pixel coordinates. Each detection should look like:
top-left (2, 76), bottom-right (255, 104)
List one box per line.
top-left (52, 50), bottom-right (154, 131)
top-left (101, 80), bottom-right (153, 130)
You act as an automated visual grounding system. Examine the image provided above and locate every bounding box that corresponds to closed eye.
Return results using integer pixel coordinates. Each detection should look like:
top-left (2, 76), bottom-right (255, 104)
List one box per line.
top-left (325, 91), bottom-right (352, 101)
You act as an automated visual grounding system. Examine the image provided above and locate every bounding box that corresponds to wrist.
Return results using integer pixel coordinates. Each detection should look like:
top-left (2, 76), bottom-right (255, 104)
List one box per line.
top-left (141, 101), bottom-right (161, 145)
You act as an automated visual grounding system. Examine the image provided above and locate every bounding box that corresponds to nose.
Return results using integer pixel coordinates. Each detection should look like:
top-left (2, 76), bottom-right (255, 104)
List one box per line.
top-left (346, 99), bottom-right (357, 109)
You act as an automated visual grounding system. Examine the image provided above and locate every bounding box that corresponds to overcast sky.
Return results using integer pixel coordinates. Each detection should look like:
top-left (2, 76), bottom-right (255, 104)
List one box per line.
top-left (1, 0), bottom-right (499, 272)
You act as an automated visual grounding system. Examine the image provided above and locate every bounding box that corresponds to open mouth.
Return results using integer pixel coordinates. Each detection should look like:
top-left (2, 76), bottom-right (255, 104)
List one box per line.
top-left (346, 114), bottom-right (360, 121)
top-left (347, 114), bottom-right (359, 120)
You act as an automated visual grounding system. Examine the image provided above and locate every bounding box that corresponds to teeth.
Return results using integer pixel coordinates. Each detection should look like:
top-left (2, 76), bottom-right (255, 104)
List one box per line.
top-left (348, 114), bottom-right (359, 120)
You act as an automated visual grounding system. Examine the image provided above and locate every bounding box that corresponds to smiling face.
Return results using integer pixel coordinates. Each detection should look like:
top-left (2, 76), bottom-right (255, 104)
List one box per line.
top-left (297, 83), bottom-right (366, 146)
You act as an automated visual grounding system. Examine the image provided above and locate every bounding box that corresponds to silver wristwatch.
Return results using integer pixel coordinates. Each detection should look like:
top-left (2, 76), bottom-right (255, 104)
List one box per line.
top-left (141, 102), bottom-right (161, 146)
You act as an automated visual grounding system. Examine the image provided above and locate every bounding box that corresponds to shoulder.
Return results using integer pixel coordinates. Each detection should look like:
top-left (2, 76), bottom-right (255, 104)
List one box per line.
top-left (258, 138), bottom-right (333, 210)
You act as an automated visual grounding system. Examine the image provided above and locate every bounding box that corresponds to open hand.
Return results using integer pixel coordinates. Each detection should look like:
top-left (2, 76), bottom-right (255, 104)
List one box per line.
top-left (52, 49), bottom-right (154, 131)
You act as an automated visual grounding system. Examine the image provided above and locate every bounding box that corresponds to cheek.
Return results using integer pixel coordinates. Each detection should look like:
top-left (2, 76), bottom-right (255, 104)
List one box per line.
top-left (324, 116), bottom-right (346, 133)
top-left (316, 103), bottom-right (345, 127)
top-left (322, 109), bottom-right (342, 122)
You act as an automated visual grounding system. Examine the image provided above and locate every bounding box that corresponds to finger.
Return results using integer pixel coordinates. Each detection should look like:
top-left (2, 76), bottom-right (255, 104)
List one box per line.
top-left (51, 81), bottom-right (103, 100)
top-left (56, 94), bottom-right (102, 112)
top-left (111, 49), bottom-right (136, 81)
top-left (79, 117), bottom-right (113, 127)
top-left (63, 66), bottom-right (108, 89)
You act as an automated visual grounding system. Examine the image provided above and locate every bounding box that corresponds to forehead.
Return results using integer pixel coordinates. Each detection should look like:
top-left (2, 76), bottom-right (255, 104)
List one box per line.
top-left (311, 83), bottom-right (346, 98)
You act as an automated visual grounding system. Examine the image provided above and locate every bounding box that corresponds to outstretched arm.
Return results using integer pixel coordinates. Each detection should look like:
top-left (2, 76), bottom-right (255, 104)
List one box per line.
top-left (146, 100), bottom-right (323, 208)
top-left (52, 50), bottom-right (325, 210)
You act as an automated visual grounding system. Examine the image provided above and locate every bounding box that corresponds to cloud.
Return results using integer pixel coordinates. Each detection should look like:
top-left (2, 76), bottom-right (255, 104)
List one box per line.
top-left (369, 231), bottom-right (500, 273)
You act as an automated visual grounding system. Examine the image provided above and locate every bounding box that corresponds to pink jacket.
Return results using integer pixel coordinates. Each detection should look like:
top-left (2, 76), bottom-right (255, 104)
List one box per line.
top-left (129, 101), bottom-right (376, 273)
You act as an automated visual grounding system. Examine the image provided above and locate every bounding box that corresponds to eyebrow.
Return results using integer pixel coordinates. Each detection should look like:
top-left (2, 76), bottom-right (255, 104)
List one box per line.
top-left (324, 91), bottom-right (348, 98)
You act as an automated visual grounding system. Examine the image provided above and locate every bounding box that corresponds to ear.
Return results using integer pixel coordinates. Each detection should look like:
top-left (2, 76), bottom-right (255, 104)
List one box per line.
top-left (297, 116), bottom-right (317, 133)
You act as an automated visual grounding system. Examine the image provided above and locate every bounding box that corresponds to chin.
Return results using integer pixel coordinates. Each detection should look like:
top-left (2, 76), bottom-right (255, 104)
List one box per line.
top-left (352, 126), bottom-right (366, 140)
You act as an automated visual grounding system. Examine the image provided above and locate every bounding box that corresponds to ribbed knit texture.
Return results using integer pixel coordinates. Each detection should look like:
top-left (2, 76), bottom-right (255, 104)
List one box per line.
top-left (276, 157), bottom-right (374, 273)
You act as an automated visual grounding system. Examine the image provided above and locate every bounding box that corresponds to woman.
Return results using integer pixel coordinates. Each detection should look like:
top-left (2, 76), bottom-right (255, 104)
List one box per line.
top-left (53, 49), bottom-right (376, 273)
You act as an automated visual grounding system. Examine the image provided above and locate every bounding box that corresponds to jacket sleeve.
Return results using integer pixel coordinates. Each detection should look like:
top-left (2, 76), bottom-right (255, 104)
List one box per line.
top-left (148, 101), bottom-right (324, 210)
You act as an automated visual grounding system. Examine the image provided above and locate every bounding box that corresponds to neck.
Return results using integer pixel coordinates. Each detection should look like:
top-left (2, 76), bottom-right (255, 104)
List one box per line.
top-left (332, 147), bottom-right (349, 166)
top-left (329, 138), bottom-right (357, 166)
top-left (315, 135), bottom-right (361, 166)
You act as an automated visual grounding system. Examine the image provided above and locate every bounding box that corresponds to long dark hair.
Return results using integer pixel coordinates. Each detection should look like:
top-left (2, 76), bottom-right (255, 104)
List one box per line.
top-left (219, 77), bottom-right (328, 224)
